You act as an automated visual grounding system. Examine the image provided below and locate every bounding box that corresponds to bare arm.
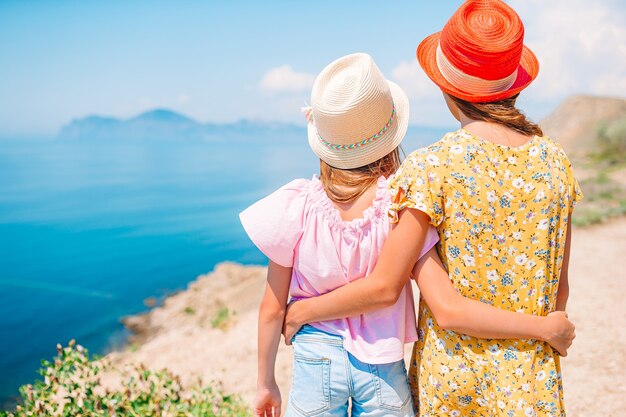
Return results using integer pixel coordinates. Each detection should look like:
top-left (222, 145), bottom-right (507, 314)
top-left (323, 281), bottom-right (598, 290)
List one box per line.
top-left (255, 261), bottom-right (291, 417)
top-left (284, 208), bottom-right (575, 354)
top-left (285, 208), bottom-right (429, 328)
top-left (414, 247), bottom-right (574, 355)
top-left (556, 221), bottom-right (572, 311)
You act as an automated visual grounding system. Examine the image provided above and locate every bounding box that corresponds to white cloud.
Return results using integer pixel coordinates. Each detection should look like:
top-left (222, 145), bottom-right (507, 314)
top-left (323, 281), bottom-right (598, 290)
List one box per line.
top-left (509, 0), bottom-right (626, 100)
top-left (391, 60), bottom-right (441, 102)
top-left (259, 65), bottom-right (316, 94)
top-left (391, 60), bottom-right (456, 127)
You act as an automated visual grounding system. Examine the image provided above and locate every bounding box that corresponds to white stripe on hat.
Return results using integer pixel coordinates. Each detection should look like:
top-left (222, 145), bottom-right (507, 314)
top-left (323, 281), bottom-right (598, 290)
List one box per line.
top-left (436, 44), bottom-right (517, 95)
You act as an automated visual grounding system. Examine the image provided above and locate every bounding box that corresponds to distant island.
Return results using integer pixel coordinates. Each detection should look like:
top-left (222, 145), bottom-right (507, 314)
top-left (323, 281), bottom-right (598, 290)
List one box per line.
top-left (58, 109), bottom-right (306, 141)
top-left (57, 108), bottom-right (453, 143)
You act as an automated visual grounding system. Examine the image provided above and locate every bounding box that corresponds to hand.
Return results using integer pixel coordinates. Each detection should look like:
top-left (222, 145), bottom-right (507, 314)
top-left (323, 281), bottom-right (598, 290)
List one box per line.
top-left (282, 302), bottom-right (303, 346)
top-left (542, 311), bottom-right (576, 356)
top-left (254, 383), bottom-right (281, 417)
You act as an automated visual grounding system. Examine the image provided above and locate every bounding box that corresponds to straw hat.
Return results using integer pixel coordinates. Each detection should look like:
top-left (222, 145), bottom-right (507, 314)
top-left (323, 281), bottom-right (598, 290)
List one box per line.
top-left (417, 0), bottom-right (539, 103)
top-left (305, 53), bottom-right (409, 169)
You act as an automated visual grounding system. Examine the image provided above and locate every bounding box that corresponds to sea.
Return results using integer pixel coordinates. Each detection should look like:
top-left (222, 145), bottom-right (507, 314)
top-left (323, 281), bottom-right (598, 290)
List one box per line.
top-left (0, 126), bottom-right (448, 407)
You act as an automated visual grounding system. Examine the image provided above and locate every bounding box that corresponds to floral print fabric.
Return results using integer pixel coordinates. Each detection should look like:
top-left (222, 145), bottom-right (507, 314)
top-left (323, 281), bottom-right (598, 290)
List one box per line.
top-left (388, 129), bottom-right (582, 417)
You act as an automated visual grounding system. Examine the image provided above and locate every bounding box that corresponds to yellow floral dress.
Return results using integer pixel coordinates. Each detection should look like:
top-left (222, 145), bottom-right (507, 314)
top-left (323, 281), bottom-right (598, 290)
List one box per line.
top-left (389, 129), bottom-right (582, 417)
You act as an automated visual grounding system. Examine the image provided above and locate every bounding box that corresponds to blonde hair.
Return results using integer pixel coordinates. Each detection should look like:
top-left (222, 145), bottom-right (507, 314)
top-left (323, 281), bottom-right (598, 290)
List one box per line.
top-left (449, 94), bottom-right (543, 137)
top-left (320, 148), bottom-right (401, 204)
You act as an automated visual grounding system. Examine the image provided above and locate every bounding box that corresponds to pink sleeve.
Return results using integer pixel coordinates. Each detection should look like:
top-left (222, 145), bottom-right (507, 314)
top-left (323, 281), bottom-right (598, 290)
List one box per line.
top-left (239, 179), bottom-right (309, 268)
top-left (418, 226), bottom-right (439, 259)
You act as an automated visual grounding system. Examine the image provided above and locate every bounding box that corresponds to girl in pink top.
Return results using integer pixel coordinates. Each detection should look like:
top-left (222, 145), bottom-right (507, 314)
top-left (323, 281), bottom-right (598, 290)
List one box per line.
top-left (241, 54), bottom-right (574, 417)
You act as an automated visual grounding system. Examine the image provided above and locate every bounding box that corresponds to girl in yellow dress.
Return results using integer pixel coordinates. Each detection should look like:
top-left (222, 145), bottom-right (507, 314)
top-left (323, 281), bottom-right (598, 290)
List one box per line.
top-left (284, 1), bottom-right (581, 416)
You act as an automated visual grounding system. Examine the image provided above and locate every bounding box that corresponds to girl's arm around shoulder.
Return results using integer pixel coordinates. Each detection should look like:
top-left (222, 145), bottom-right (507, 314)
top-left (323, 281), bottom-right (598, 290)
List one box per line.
top-left (255, 261), bottom-right (292, 417)
top-left (284, 208), bottom-right (433, 341)
top-left (413, 247), bottom-right (576, 356)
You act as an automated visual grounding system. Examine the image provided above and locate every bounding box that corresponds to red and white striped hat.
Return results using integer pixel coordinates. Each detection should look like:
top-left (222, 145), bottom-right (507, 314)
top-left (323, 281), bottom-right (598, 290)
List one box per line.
top-left (417, 0), bottom-right (539, 103)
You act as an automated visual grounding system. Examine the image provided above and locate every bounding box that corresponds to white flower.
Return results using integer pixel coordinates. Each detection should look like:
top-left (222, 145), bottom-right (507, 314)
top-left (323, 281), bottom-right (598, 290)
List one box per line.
top-left (535, 190), bottom-right (545, 200)
top-left (460, 278), bottom-right (470, 287)
top-left (498, 400), bottom-right (506, 409)
top-left (537, 219), bottom-right (549, 230)
top-left (426, 154), bottom-right (440, 166)
top-left (528, 146), bottom-right (540, 157)
top-left (440, 405), bottom-right (449, 413)
top-left (536, 370), bottom-right (546, 381)
top-left (515, 254), bottom-right (528, 266)
top-left (462, 254), bottom-right (475, 267)
top-left (507, 215), bottom-right (516, 223)
top-left (426, 318), bottom-right (434, 328)
top-left (450, 411), bottom-right (461, 417)
top-left (435, 338), bottom-right (445, 350)
top-left (523, 182), bottom-right (535, 193)
top-left (515, 367), bottom-right (524, 376)
top-left (487, 190), bottom-right (497, 202)
top-left (525, 407), bottom-right (536, 417)
top-left (450, 145), bottom-right (463, 154)
top-left (508, 156), bottom-right (517, 164)
top-left (449, 382), bottom-right (458, 390)
top-left (476, 398), bottom-right (488, 406)
top-left (510, 293), bottom-right (519, 302)
top-left (487, 270), bottom-right (498, 280)
top-left (525, 259), bottom-right (536, 270)
top-left (513, 231), bottom-right (522, 240)
top-left (535, 268), bottom-right (545, 278)
top-left (440, 365), bottom-right (450, 374)
top-left (489, 343), bottom-right (501, 355)
top-left (521, 383), bottom-right (530, 392)
top-left (502, 386), bottom-right (513, 397)
top-left (492, 248), bottom-right (500, 256)
top-left (512, 177), bottom-right (525, 188)
top-left (489, 170), bottom-right (497, 178)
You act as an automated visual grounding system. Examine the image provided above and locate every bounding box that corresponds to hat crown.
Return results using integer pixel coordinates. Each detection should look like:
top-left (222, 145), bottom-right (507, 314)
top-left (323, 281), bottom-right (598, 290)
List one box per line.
top-left (440, 0), bottom-right (524, 81)
top-left (310, 53), bottom-right (394, 146)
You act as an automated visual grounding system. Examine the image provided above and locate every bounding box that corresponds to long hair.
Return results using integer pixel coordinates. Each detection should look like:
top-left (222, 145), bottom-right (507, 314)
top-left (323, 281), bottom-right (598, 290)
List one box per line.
top-left (319, 148), bottom-right (401, 204)
top-left (449, 94), bottom-right (543, 137)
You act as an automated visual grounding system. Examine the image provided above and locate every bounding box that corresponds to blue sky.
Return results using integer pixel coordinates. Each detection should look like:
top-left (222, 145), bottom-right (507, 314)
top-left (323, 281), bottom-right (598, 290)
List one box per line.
top-left (0, 0), bottom-right (624, 136)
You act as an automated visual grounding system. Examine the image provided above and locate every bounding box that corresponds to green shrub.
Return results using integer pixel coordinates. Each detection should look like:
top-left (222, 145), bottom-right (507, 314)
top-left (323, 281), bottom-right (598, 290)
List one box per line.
top-left (574, 171), bottom-right (626, 227)
top-left (1, 340), bottom-right (250, 417)
top-left (592, 118), bottom-right (626, 166)
top-left (210, 307), bottom-right (232, 330)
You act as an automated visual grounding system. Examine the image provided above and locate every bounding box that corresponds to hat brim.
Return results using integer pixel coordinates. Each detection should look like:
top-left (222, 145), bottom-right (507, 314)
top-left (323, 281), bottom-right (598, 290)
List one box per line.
top-left (307, 80), bottom-right (410, 170)
top-left (417, 32), bottom-right (539, 103)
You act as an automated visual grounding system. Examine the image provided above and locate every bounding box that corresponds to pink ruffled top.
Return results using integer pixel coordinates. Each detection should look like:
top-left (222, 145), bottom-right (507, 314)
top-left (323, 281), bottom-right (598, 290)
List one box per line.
top-left (239, 176), bottom-right (439, 364)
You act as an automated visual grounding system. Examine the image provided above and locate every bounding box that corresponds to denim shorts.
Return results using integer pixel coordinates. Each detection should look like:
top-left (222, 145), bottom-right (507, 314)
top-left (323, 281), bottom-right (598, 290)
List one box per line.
top-left (285, 325), bottom-right (415, 417)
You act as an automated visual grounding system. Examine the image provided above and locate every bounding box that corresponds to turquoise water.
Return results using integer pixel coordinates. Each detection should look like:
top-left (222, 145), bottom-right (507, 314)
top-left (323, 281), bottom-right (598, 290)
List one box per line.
top-left (0, 128), bottom-right (446, 406)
